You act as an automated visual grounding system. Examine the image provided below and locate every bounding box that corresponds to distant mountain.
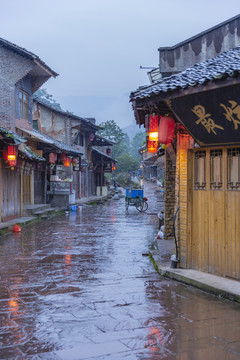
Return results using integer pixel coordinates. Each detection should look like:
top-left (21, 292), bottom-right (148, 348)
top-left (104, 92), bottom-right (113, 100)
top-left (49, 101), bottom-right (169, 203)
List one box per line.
top-left (55, 93), bottom-right (136, 129)
top-left (122, 121), bottom-right (144, 140)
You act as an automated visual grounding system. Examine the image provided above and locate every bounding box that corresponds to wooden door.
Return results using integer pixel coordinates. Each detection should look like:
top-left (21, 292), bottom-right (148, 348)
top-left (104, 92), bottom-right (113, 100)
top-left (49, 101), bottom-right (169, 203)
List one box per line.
top-left (1, 168), bottom-right (20, 221)
top-left (190, 148), bottom-right (240, 279)
top-left (34, 170), bottom-right (45, 204)
top-left (81, 172), bottom-right (85, 198)
top-left (23, 174), bottom-right (31, 204)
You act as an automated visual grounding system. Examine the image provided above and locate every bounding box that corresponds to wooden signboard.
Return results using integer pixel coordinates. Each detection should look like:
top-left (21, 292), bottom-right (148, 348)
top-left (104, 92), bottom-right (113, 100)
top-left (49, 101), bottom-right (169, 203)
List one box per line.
top-left (171, 84), bottom-right (240, 146)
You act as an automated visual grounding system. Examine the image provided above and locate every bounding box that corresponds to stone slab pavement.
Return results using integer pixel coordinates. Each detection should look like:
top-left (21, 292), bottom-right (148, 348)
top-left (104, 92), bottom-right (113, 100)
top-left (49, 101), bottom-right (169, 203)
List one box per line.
top-left (0, 195), bottom-right (109, 236)
top-left (150, 238), bottom-right (240, 303)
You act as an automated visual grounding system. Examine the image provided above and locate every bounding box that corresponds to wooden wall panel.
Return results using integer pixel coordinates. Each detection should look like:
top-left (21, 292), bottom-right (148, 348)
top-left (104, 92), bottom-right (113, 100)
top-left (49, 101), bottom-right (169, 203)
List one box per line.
top-left (187, 147), bottom-right (240, 279)
top-left (1, 168), bottom-right (20, 221)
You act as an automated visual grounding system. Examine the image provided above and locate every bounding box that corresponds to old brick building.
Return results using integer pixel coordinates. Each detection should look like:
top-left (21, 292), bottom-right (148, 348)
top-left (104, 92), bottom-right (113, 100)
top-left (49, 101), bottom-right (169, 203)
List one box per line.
top-left (0, 37), bottom-right (57, 220)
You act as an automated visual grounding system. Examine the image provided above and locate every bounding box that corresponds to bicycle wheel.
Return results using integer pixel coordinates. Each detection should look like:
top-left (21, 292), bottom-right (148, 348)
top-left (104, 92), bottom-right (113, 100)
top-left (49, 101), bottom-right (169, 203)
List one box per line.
top-left (136, 204), bottom-right (143, 212)
top-left (136, 199), bottom-right (143, 212)
top-left (142, 201), bottom-right (148, 212)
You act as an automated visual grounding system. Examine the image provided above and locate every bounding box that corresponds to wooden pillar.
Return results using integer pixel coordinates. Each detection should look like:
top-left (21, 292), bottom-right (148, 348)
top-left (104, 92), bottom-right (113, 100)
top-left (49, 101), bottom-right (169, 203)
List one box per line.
top-left (30, 172), bottom-right (34, 205)
top-left (20, 169), bottom-right (23, 216)
top-left (100, 157), bottom-right (103, 196)
top-left (79, 171), bottom-right (81, 199)
top-left (0, 160), bottom-right (2, 223)
top-left (44, 165), bottom-right (47, 204)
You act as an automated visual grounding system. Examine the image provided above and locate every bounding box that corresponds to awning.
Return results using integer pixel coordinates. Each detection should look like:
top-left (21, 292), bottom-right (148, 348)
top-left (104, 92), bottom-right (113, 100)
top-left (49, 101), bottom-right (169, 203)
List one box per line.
top-left (0, 127), bottom-right (26, 145)
top-left (18, 143), bottom-right (45, 161)
top-left (143, 154), bottom-right (158, 165)
top-left (92, 147), bottom-right (117, 162)
top-left (17, 127), bottom-right (55, 145)
top-left (17, 127), bottom-right (83, 156)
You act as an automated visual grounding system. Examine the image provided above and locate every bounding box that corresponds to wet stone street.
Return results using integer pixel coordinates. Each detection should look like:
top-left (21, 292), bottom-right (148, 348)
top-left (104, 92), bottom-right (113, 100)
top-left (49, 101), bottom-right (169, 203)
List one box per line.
top-left (0, 182), bottom-right (240, 360)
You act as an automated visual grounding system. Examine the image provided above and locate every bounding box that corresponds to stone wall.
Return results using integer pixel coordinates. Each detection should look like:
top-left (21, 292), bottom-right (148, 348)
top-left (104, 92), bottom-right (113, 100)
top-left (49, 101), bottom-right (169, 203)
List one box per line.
top-left (164, 151), bottom-right (176, 239)
top-left (33, 101), bottom-right (66, 141)
top-left (159, 15), bottom-right (240, 77)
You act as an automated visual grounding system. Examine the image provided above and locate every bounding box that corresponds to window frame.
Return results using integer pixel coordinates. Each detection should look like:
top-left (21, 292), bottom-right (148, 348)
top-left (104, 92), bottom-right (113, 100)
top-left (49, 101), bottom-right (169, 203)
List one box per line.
top-left (19, 89), bottom-right (29, 120)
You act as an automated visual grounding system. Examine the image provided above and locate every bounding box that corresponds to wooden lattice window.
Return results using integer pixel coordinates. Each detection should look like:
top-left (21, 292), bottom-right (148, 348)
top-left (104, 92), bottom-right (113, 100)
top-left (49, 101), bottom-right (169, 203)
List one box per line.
top-left (227, 148), bottom-right (240, 190)
top-left (210, 149), bottom-right (222, 190)
top-left (194, 151), bottom-right (206, 190)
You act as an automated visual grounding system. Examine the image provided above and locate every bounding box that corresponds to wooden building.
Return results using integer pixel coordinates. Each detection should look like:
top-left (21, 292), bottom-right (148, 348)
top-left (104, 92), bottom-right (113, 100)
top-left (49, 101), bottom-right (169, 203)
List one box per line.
top-left (33, 98), bottom-right (116, 200)
top-left (0, 128), bottom-right (46, 221)
top-left (131, 46), bottom-right (240, 280)
top-left (0, 36), bottom-right (57, 221)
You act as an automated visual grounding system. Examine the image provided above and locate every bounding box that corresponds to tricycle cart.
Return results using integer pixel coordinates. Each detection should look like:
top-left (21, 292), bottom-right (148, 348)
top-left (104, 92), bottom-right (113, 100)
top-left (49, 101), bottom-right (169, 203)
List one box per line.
top-left (125, 188), bottom-right (148, 212)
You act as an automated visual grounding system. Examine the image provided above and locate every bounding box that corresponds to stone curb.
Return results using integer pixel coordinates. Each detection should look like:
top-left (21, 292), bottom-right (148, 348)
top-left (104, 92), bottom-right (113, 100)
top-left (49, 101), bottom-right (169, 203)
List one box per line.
top-left (0, 193), bottom-right (116, 237)
top-left (149, 251), bottom-right (240, 304)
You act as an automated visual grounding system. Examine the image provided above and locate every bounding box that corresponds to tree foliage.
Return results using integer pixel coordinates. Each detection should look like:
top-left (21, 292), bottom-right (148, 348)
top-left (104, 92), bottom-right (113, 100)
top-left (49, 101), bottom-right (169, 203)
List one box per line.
top-left (97, 120), bottom-right (130, 159)
top-left (116, 153), bottom-right (139, 173)
top-left (130, 131), bottom-right (145, 160)
top-left (97, 120), bottom-right (142, 174)
top-left (97, 120), bottom-right (126, 143)
top-left (35, 88), bottom-right (63, 111)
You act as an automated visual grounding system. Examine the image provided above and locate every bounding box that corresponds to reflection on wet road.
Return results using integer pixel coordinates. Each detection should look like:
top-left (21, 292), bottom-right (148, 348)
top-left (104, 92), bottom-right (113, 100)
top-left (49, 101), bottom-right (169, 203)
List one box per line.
top-left (0, 182), bottom-right (240, 359)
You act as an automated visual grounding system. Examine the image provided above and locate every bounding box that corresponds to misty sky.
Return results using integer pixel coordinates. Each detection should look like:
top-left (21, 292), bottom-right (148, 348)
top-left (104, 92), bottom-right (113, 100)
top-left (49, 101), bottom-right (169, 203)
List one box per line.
top-left (1, 0), bottom-right (240, 127)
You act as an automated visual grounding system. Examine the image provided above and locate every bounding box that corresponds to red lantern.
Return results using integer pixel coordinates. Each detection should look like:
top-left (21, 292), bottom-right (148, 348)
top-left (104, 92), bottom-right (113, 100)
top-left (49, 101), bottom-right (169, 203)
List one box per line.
top-left (158, 117), bottom-right (175, 144)
top-left (64, 157), bottom-right (70, 167)
top-left (106, 148), bottom-right (111, 155)
top-left (3, 145), bottom-right (17, 167)
top-left (148, 141), bottom-right (158, 153)
top-left (49, 152), bottom-right (57, 164)
top-left (149, 114), bottom-right (159, 141)
top-left (89, 133), bottom-right (94, 142)
top-left (60, 153), bottom-right (67, 163)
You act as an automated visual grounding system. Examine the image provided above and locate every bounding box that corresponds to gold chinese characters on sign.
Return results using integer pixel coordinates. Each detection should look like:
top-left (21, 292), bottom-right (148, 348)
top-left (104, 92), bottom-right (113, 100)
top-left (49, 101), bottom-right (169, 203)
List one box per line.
top-left (192, 105), bottom-right (224, 135)
top-left (220, 100), bottom-right (240, 130)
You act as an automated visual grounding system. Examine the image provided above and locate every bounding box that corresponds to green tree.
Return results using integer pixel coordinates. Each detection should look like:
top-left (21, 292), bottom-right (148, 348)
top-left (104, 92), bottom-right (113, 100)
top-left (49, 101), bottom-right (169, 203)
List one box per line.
top-left (98, 120), bottom-right (126, 143)
top-left (116, 153), bottom-right (139, 173)
top-left (130, 131), bottom-right (146, 160)
top-left (97, 120), bottom-right (130, 158)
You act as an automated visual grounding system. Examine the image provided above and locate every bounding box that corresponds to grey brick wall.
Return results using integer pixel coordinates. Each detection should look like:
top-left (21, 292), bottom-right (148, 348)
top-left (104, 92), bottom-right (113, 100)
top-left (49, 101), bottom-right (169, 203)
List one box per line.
top-left (0, 47), bottom-right (34, 130)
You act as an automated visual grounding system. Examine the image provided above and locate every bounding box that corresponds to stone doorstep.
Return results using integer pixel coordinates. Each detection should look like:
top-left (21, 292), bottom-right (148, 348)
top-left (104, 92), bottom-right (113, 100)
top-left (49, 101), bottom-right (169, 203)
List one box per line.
top-left (150, 251), bottom-right (240, 303)
top-left (0, 196), bottom-right (111, 236)
top-left (32, 208), bottom-right (56, 216)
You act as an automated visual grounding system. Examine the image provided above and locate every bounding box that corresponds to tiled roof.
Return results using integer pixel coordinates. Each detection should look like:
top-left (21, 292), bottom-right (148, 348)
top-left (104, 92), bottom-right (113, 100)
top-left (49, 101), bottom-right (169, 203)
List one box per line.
top-left (93, 134), bottom-right (115, 146)
top-left (17, 128), bottom-right (83, 156)
top-left (19, 144), bottom-right (46, 161)
top-left (0, 37), bottom-right (58, 77)
top-left (92, 147), bottom-right (117, 162)
top-left (130, 47), bottom-right (240, 101)
top-left (34, 97), bottom-right (99, 131)
top-left (0, 127), bottom-right (26, 144)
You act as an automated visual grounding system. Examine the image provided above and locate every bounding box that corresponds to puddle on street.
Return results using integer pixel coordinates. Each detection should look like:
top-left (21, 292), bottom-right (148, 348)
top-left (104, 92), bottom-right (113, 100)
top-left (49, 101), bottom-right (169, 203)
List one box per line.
top-left (0, 182), bottom-right (240, 359)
